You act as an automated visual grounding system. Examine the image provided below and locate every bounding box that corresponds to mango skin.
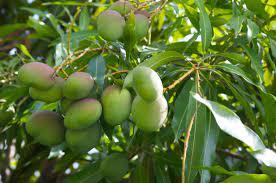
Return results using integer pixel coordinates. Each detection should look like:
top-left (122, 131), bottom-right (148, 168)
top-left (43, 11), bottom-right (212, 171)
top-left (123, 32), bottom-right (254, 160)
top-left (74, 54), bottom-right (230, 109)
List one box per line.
top-left (63, 72), bottom-right (94, 100)
top-left (18, 62), bottom-right (55, 90)
top-left (102, 85), bottom-right (132, 126)
top-left (135, 14), bottom-right (149, 39)
top-left (224, 174), bottom-right (272, 183)
top-left (132, 66), bottom-right (163, 102)
top-left (100, 153), bottom-right (128, 181)
top-left (131, 95), bottom-right (168, 132)
top-left (0, 110), bottom-right (13, 127)
top-left (109, 1), bottom-right (133, 15)
top-left (97, 10), bottom-right (126, 41)
top-left (65, 123), bottom-right (101, 153)
top-left (29, 77), bottom-right (64, 103)
top-left (64, 98), bottom-right (102, 130)
top-left (26, 111), bottom-right (65, 146)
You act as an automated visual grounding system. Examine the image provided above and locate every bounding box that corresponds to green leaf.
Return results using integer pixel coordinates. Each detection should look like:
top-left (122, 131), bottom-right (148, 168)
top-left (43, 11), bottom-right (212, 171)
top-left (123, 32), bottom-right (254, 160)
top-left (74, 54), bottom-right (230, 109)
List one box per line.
top-left (64, 162), bottom-right (104, 183)
top-left (154, 162), bottom-right (171, 183)
top-left (261, 165), bottom-right (276, 180)
top-left (195, 0), bottom-right (212, 51)
top-left (87, 55), bottom-right (106, 91)
top-left (17, 44), bottom-right (35, 61)
top-left (223, 174), bottom-right (272, 183)
top-left (229, 15), bottom-right (245, 36)
top-left (270, 39), bottom-right (276, 59)
top-left (172, 80), bottom-right (196, 140)
top-left (124, 11), bottom-right (136, 62)
top-left (183, 4), bottom-right (199, 30)
top-left (0, 24), bottom-right (27, 38)
top-left (217, 52), bottom-right (249, 65)
top-left (244, 0), bottom-right (268, 20)
top-left (260, 92), bottom-right (276, 143)
top-left (193, 93), bottom-right (276, 167)
top-left (133, 164), bottom-right (151, 183)
top-left (216, 63), bottom-right (258, 87)
top-left (55, 43), bottom-right (67, 66)
top-left (79, 7), bottom-right (90, 31)
top-left (139, 51), bottom-right (185, 69)
top-left (241, 44), bottom-right (263, 82)
top-left (200, 89), bottom-right (219, 183)
top-left (27, 17), bottom-right (57, 38)
top-left (200, 165), bottom-right (236, 176)
top-left (247, 19), bottom-right (259, 41)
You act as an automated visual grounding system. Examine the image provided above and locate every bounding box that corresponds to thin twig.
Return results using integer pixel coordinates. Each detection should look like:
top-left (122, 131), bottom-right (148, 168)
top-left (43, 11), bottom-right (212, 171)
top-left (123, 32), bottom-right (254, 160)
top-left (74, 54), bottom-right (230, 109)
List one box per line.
top-left (181, 114), bottom-right (196, 183)
top-left (163, 67), bottom-right (195, 92)
top-left (111, 70), bottom-right (129, 75)
top-left (150, 0), bottom-right (168, 18)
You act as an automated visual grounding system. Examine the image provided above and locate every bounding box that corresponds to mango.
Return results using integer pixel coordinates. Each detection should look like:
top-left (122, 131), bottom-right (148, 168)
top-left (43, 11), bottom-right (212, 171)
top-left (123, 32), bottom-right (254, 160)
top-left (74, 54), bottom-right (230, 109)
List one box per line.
top-left (132, 66), bottom-right (163, 102)
top-left (102, 85), bottom-right (132, 126)
top-left (109, 1), bottom-right (133, 15)
top-left (29, 77), bottom-right (64, 103)
top-left (135, 14), bottom-right (149, 39)
top-left (100, 153), bottom-right (128, 181)
top-left (63, 72), bottom-right (94, 100)
top-left (64, 98), bottom-right (102, 129)
top-left (131, 95), bottom-right (168, 132)
top-left (18, 62), bottom-right (55, 90)
top-left (97, 10), bottom-right (126, 41)
top-left (65, 123), bottom-right (101, 153)
top-left (26, 111), bottom-right (65, 146)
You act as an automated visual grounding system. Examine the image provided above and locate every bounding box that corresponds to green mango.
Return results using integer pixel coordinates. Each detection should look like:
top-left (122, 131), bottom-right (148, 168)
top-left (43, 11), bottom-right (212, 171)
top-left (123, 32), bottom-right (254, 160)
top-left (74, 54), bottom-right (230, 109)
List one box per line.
top-left (18, 62), bottom-right (55, 90)
top-left (131, 95), bottom-right (167, 132)
top-left (102, 85), bottom-right (132, 126)
top-left (63, 72), bottom-right (94, 100)
top-left (64, 98), bottom-right (102, 129)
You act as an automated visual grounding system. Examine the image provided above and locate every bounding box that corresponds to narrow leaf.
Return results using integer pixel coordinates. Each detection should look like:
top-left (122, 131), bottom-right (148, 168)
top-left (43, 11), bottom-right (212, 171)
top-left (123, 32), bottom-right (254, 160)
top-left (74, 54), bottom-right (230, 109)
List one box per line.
top-left (224, 174), bottom-right (272, 183)
top-left (195, 0), bottom-right (212, 51)
top-left (87, 55), bottom-right (106, 91)
top-left (79, 7), bottom-right (90, 31)
top-left (17, 44), bottom-right (35, 61)
top-left (217, 52), bottom-right (249, 65)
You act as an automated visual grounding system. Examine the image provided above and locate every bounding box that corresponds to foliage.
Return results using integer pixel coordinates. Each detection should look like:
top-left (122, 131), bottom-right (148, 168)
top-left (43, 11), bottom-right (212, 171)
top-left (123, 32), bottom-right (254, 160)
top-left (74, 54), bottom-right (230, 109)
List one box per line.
top-left (0, 0), bottom-right (275, 182)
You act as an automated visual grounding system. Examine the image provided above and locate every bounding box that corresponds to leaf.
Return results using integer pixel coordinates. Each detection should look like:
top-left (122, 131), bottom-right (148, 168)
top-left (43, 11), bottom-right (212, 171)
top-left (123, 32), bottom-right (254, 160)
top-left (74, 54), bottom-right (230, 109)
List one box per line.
top-left (64, 162), bottom-right (104, 183)
top-left (217, 52), bottom-right (249, 65)
top-left (139, 51), bottom-right (185, 69)
top-left (200, 89), bottom-right (219, 183)
top-left (154, 162), bottom-right (171, 183)
top-left (0, 24), bottom-right (27, 38)
top-left (261, 165), bottom-right (276, 180)
top-left (87, 55), bottom-right (106, 91)
top-left (244, 0), bottom-right (268, 20)
top-left (193, 93), bottom-right (276, 167)
top-left (124, 12), bottom-right (136, 61)
top-left (172, 80), bottom-right (196, 140)
top-left (79, 7), bottom-right (90, 31)
top-left (55, 43), bottom-right (67, 66)
top-left (223, 174), bottom-right (272, 183)
top-left (183, 4), bottom-right (199, 30)
top-left (260, 92), bottom-right (276, 143)
top-left (17, 44), bottom-right (35, 61)
top-left (241, 44), bottom-right (263, 82)
top-left (270, 39), bottom-right (276, 59)
top-left (247, 19), bottom-right (259, 41)
top-left (229, 14), bottom-right (245, 36)
top-left (195, 0), bottom-right (212, 51)
top-left (200, 165), bottom-right (236, 176)
top-left (27, 17), bottom-right (57, 38)
top-left (216, 63), bottom-right (258, 87)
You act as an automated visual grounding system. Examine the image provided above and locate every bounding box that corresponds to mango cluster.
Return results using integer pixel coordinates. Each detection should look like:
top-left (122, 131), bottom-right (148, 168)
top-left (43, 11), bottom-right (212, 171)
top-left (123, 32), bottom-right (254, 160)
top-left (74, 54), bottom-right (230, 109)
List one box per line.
top-left (18, 62), bottom-right (167, 151)
top-left (127, 66), bottom-right (168, 132)
top-left (97, 1), bottom-right (150, 41)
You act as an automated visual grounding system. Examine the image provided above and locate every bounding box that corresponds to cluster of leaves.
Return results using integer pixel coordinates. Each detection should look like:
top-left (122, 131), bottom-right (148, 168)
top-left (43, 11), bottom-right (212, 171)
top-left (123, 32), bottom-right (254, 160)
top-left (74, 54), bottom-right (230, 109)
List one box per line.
top-left (0, 0), bottom-right (275, 183)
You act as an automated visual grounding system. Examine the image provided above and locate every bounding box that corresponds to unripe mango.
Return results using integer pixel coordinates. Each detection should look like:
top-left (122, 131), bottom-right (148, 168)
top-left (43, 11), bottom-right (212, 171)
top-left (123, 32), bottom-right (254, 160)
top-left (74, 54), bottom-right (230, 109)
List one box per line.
top-left (26, 111), bottom-right (65, 146)
top-left (64, 98), bottom-right (102, 129)
top-left (100, 153), bottom-right (128, 181)
top-left (131, 96), bottom-right (167, 132)
top-left (132, 66), bottom-right (163, 102)
top-left (102, 85), bottom-right (132, 126)
top-left (97, 10), bottom-right (126, 41)
top-left (109, 1), bottom-right (133, 15)
top-left (29, 77), bottom-right (64, 103)
top-left (18, 62), bottom-right (55, 90)
top-left (63, 72), bottom-right (94, 100)
top-left (65, 123), bottom-right (101, 153)
top-left (135, 14), bottom-right (149, 39)
top-left (0, 110), bottom-right (13, 127)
